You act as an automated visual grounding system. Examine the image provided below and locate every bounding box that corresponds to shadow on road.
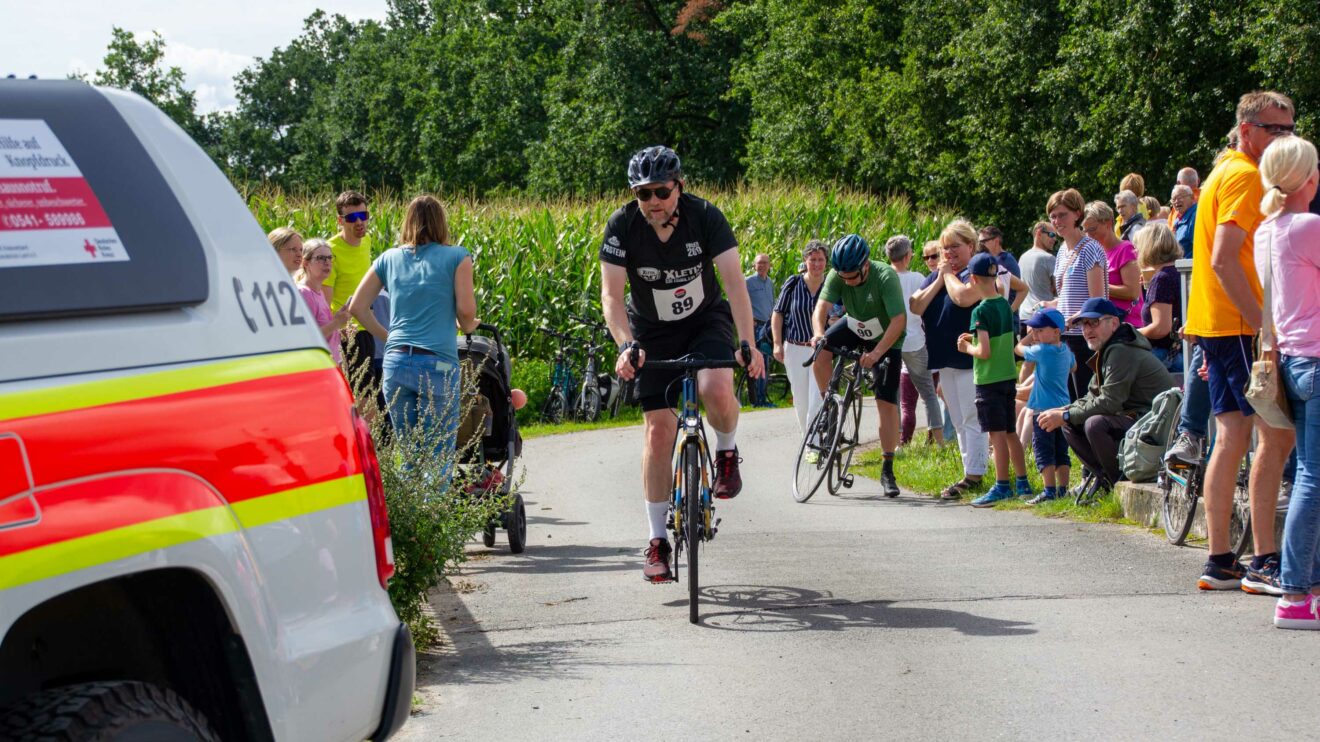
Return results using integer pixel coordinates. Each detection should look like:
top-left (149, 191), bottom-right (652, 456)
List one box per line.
top-left (464, 544), bottom-right (639, 576)
top-left (667, 585), bottom-right (1037, 636)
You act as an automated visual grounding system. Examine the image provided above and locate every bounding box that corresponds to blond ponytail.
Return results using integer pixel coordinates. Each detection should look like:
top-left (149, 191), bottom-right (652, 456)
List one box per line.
top-left (1258, 136), bottom-right (1318, 220)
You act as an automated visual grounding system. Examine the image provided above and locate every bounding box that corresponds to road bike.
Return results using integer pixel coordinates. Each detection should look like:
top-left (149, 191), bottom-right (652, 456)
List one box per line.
top-left (639, 342), bottom-right (752, 624)
top-left (539, 326), bottom-right (579, 423)
top-left (792, 342), bottom-right (890, 503)
top-left (1160, 433), bottom-right (1252, 556)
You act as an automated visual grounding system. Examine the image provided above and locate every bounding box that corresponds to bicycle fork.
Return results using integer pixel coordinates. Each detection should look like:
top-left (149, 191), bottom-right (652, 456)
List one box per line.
top-left (670, 432), bottom-right (718, 546)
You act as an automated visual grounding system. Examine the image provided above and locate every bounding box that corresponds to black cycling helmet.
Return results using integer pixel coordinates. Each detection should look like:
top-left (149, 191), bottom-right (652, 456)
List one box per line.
top-left (830, 233), bottom-right (871, 272)
top-left (627, 146), bottom-right (682, 188)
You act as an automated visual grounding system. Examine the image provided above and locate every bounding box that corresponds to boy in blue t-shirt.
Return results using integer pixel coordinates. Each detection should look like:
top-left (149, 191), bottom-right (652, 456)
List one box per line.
top-left (1016, 307), bottom-right (1075, 504)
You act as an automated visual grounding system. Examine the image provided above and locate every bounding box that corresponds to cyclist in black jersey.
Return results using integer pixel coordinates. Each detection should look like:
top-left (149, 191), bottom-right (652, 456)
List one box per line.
top-left (600, 145), bottom-right (765, 583)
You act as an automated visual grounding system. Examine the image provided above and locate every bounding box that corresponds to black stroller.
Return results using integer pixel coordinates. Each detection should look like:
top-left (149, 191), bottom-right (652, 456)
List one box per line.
top-left (458, 323), bottom-right (526, 553)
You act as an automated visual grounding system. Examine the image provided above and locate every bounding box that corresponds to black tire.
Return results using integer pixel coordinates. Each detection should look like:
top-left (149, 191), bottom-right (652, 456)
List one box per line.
top-left (683, 440), bottom-right (702, 625)
top-left (828, 393), bottom-right (862, 495)
top-left (542, 388), bottom-right (567, 424)
top-left (1230, 459), bottom-right (1252, 558)
top-left (578, 384), bottom-right (602, 422)
top-left (765, 373), bottom-right (791, 405)
top-left (1161, 465), bottom-right (1199, 546)
top-left (792, 396), bottom-right (838, 503)
top-left (482, 523), bottom-right (497, 547)
top-left (610, 378), bottom-right (635, 417)
top-left (734, 370), bottom-right (750, 407)
top-left (0, 680), bottom-right (220, 742)
top-left (506, 493), bottom-right (527, 554)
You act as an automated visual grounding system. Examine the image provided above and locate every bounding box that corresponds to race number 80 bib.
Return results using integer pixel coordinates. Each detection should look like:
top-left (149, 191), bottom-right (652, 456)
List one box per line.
top-left (653, 275), bottom-right (705, 321)
top-left (845, 314), bottom-right (885, 340)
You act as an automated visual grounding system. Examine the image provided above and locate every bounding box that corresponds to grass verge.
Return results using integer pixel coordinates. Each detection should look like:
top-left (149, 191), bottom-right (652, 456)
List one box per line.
top-left (520, 400), bottom-right (792, 439)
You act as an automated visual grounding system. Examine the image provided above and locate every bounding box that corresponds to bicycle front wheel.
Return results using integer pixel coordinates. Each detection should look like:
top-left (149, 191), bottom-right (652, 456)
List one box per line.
top-left (578, 383), bottom-right (602, 422)
top-left (1230, 458), bottom-right (1253, 557)
top-left (766, 373), bottom-right (791, 405)
top-left (1161, 465), bottom-right (1198, 546)
top-left (683, 439), bottom-right (702, 624)
top-left (828, 393), bottom-right (862, 495)
top-left (541, 388), bottom-right (567, 424)
top-left (793, 396), bottom-right (838, 503)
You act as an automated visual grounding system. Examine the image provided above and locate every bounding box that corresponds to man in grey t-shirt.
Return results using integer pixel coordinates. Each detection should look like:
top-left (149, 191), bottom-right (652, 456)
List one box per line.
top-left (745, 253), bottom-right (775, 406)
top-left (1018, 222), bottom-right (1058, 329)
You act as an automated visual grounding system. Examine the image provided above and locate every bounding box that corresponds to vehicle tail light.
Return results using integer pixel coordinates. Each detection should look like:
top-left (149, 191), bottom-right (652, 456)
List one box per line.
top-left (352, 410), bottom-right (395, 588)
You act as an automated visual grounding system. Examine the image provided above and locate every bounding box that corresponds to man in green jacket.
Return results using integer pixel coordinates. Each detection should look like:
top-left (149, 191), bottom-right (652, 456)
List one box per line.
top-left (1036, 298), bottom-right (1176, 491)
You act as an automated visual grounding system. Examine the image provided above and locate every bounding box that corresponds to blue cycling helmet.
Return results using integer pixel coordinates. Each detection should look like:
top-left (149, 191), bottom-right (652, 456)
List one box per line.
top-left (830, 234), bottom-right (870, 272)
top-left (627, 146), bottom-right (682, 188)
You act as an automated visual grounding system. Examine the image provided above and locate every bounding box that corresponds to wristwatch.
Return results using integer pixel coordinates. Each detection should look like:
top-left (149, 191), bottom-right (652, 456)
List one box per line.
top-left (1062, 409), bottom-right (1071, 422)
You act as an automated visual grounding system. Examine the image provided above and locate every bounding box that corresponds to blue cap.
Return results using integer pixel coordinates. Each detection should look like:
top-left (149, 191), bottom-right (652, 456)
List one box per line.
top-left (1068, 297), bottom-right (1125, 325)
top-left (968, 252), bottom-right (998, 277)
top-left (1025, 307), bottom-right (1066, 329)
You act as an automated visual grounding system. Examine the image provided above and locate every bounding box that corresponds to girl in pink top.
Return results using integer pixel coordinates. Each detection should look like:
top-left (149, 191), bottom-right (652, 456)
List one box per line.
top-left (297, 238), bottom-right (350, 363)
top-left (1254, 135), bottom-right (1320, 629)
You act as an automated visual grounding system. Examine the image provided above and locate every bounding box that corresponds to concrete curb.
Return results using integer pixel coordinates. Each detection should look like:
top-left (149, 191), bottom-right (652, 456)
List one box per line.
top-left (1115, 481), bottom-right (1285, 545)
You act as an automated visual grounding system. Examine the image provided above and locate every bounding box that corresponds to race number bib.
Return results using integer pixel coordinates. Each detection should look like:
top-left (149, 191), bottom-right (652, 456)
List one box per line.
top-left (654, 275), bottom-right (705, 321)
top-left (845, 314), bottom-right (885, 340)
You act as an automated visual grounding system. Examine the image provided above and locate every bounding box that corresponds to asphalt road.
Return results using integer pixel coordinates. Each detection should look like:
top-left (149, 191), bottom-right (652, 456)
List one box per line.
top-left (400, 405), bottom-right (1316, 741)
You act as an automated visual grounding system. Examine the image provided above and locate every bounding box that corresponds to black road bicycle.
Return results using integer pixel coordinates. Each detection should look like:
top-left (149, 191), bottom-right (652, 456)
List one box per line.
top-left (639, 342), bottom-right (752, 624)
top-left (792, 342), bottom-right (890, 503)
top-left (734, 356), bottom-right (791, 407)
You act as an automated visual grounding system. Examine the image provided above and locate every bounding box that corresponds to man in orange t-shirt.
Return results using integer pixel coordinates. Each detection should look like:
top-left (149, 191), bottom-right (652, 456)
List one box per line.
top-left (1184, 90), bottom-right (1298, 595)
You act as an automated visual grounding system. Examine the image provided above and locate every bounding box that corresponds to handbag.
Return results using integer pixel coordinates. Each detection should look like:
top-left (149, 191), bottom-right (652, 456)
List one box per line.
top-left (1244, 220), bottom-right (1293, 430)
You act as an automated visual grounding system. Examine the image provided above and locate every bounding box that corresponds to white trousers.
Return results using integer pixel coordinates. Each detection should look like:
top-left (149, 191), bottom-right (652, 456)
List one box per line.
top-left (784, 342), bottom-right (822, 434)
top-left (936, 366), bottom-right (988, 476)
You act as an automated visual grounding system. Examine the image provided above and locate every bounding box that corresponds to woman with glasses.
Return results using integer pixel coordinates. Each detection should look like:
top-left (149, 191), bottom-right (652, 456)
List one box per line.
top-left (1083, 201), bottom-right (1144, 328)
top-left (1047, 188), bottom-right (1108, 399)
top-left (772, 239), bottom-right (829, 433)
top-left (267, 227), bottom-right (303, 275)
top-left (349, 194), bottom-right (480, 485)
top-left (295, 238), bottom-right (350, 363)
top-left (1169, 185), bottom-right (1198, 258)
top-left (1018, 222), bottom-right (1059, 333)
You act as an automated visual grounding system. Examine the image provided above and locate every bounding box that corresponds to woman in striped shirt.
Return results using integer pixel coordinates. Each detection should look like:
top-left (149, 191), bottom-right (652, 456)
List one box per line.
top-left (1047, 188), bottom-right (1108, 398)
top-left (773, 239), bottom-right (829, 432)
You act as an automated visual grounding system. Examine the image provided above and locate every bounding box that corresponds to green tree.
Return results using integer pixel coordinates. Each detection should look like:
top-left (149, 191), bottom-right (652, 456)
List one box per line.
top-left (79, 27), bottom-right (212, 147)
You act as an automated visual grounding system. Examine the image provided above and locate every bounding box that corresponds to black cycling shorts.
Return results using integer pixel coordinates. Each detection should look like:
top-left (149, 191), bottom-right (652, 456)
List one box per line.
top-left (633, 301), bottom-right (735, 412)
top-left (822, 320), bottom-right (902, 404)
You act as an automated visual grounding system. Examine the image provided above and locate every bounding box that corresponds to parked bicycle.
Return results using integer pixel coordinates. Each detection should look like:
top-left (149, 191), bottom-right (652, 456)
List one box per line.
top-left (1160, 435), bottom-right (1253, 556)
top-left (792, 341), bottom-right (890, 503)
top-left (734, 356), bottom-right (791, 408)
top-left (539, 326), bottom-right (579, 424)
top-left (569, 314), bottom-right (628, 422)
top-left (636, 342), bottom-right (752, 624)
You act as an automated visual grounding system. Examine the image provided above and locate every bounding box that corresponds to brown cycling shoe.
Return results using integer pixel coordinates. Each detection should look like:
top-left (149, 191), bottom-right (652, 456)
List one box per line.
top-left (643, 538), bottom-right (674, 583)
top-left (713, 448), bottom-right (743, 499)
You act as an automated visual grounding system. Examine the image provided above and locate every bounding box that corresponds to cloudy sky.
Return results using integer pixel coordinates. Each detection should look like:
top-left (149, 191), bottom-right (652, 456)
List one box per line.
top-left (6, 1), bottom-right (389, 113)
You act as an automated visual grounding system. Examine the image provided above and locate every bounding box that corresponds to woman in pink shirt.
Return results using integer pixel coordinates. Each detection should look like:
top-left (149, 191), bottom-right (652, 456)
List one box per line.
top-left (297, 238), bottom-right (350, 363)
top-left (1082, 201), bottom-right (1143, 326)
top-left (1255, 135), bottom-right (1320, 629)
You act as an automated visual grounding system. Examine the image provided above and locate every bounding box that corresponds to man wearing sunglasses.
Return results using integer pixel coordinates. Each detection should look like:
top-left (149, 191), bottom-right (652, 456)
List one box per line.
top-left (1018, 222), bottom-right (1059, 335)
top-left (1182, 90), bottom-right (1297, 594)
top-left (323, 190), bottom-right (382, 415)
top-left (600, 145), bottom-right (764, 584)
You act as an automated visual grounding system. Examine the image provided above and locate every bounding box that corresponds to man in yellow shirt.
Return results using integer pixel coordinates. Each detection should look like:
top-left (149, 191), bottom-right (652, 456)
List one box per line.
top-left (322, 190), bottom-right (381, 401)
top-left (1184, 90), bottom-right (1297, 594)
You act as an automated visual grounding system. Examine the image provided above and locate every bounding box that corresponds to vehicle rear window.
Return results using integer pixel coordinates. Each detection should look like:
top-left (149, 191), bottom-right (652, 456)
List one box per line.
top-left (0, 80), bottom-right (208, 322)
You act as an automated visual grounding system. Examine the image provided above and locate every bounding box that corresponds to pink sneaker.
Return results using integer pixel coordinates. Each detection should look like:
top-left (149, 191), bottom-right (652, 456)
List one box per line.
top-left (1274, 595), bottom-right (1320, 630)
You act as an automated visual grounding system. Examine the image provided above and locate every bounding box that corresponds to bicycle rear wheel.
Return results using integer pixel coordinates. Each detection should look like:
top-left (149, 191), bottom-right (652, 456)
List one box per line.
top-left (1230, 457), bottom-right (1253, 557)
top-left (793, 396), bottom-right (838, 503)
top-left (828, 393), bottom-right (862, 495)
top-left (766, 373), bottom-right (791, 405)
top-left (1161, 465), bottom-right (1199, 546)
top-left (683, 439), bottom-right (702, 624)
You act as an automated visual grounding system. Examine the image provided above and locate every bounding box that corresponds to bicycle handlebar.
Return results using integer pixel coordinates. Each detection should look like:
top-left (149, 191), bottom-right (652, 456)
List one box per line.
top-left (632, 341), bottom-right (753, 371)
top-left (802, 341), bottom-right (864, 366)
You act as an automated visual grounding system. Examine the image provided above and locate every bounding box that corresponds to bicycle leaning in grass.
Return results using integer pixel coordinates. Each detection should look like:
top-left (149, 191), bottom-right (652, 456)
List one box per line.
top-left (793, 341), bottom-right (890, 503)
top-left (637, 342), bottom-right (753, 624)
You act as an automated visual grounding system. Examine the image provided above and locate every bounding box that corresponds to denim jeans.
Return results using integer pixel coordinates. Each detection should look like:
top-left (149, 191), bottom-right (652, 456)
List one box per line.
top-left (1150, 345), bottom-right (1184, 375)
top-left (383, 350), bottom-right (462, 488)
top-left (1280, 354), bottom-right (1319, 594)
top-left (1177, 343), bottom-right (1210, 438)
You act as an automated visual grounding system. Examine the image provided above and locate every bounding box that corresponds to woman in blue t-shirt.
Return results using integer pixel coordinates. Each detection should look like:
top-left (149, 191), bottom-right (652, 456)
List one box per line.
top-left (350, 194), bottom-right (479, 481)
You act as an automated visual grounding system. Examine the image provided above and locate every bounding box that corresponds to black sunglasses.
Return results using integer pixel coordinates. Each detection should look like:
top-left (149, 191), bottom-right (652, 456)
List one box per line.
top-left (341, 211), bottom-right (370, 223)
top-left (922, 253), bottom-right (940, 261)
top-left (1246, 121), bottom-right (1296, 136)
top-left (634, 185), bottom-right (675, 202)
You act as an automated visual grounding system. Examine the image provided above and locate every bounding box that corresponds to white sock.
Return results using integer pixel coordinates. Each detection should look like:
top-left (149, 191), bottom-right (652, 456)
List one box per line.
top-left (714, 427), bottom-right (736, 452)
top-left (647, 501), bottom-right (669, 540)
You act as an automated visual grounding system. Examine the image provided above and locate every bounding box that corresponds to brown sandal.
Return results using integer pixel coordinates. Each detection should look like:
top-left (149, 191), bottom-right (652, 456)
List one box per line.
top-left (941, 477), bottom-right (981, 500)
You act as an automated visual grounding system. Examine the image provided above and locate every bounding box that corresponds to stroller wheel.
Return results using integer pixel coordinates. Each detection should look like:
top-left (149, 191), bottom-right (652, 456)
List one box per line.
top-left (505, 493), bottom-right (527, 554)
top-left (482, 524), bottom-right (497, 548)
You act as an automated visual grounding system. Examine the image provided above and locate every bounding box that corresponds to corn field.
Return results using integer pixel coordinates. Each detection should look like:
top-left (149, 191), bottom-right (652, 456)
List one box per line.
top-left (244, 184), bottom-right (957, 364)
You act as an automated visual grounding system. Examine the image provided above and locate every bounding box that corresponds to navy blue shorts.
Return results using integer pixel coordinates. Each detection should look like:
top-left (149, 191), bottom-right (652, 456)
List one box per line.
top-left (1031, 416), bottom-right (1071, 470)
top-left (823, 320), bottom-right (902, 404)
top-left (975, 379), bottom-right (1017, 433)
top-left (1199, 335), bottom-right (1255, 417)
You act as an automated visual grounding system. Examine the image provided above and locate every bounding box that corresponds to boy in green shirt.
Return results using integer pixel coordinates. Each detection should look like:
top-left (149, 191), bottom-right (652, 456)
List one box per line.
top-left (957, 253), bottom-right (1031, 506)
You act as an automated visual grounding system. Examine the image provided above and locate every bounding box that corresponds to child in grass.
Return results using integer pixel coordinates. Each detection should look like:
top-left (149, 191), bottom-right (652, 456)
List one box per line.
top-left (1015, 307), bottom-right (1075, 504)
top-left (957, 253), bottom-right (1032, 506)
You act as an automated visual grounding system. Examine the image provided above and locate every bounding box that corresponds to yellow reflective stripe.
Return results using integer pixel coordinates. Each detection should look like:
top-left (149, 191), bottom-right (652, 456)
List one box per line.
top-left (0, 349), bottom-right (335, 424)
top-left (0, 475), bottom-right (366, 591)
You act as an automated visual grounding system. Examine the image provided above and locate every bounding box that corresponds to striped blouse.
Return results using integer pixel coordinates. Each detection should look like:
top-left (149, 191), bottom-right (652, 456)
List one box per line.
top-left (1052, 235), bottom-right (1108, 335)
top-left (772, 273), bottom-right (823, 344)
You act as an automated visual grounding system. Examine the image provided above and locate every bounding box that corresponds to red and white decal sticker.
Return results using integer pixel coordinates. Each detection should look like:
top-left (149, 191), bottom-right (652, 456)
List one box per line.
top-left (0, 119), bottom-right (128, 267)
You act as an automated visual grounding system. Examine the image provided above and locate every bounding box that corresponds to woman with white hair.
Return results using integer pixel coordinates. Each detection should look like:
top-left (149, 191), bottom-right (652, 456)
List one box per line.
top-left (1255, 136), bottom-right (1318, 629)
top-left (1115, 189), bottom-right (1147, 242)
